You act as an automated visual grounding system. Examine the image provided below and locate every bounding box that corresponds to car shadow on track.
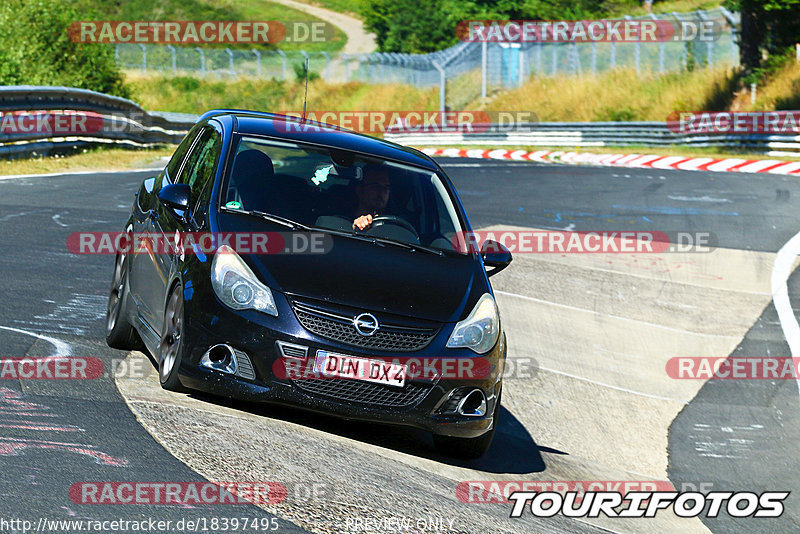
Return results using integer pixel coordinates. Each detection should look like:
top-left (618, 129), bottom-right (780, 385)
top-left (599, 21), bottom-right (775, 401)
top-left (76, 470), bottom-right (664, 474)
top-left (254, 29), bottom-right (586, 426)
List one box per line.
top-left (181, 388), bottom-right (563, 474)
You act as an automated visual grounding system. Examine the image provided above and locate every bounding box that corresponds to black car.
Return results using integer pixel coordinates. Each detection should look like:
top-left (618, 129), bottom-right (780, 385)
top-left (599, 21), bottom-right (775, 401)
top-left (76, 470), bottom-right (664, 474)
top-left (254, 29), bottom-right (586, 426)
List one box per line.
top-left (105, 110), bottom-right (512, 458)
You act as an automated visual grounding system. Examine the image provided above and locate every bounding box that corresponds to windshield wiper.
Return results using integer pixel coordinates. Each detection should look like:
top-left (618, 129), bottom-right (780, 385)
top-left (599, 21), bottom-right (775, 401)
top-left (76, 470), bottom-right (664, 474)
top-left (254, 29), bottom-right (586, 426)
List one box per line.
top-left (369, 236), bottom-right (444, 256)
top-left (221, 207), bottom-right (311, 231)
top-left (316, 227), bottom-right (385, 246)
top-left (222, 207), bottom-right (444, 255)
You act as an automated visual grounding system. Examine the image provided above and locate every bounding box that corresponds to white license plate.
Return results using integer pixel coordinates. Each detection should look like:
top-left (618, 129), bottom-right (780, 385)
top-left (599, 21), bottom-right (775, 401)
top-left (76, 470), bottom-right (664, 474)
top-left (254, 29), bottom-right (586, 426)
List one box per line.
top-left (314, 351), bottom-right (406, 388)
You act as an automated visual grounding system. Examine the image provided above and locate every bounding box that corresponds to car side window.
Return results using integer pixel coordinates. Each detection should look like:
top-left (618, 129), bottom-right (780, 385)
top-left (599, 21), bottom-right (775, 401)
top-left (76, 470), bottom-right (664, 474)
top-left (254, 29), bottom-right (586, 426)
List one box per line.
top-left (165, 125), bottom-right (203, 181)
top-left (177, 127), bottom-right (222, 223)
top-left (179, 128), bottom-right (222, 194)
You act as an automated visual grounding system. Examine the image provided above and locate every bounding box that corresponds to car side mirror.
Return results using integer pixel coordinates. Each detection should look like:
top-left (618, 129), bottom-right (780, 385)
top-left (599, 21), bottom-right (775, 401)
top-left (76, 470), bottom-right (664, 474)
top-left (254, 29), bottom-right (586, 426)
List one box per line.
top-left (481, 240), bottom-right (512, 277)
top-left (158, 183), bottom-right (191, 213)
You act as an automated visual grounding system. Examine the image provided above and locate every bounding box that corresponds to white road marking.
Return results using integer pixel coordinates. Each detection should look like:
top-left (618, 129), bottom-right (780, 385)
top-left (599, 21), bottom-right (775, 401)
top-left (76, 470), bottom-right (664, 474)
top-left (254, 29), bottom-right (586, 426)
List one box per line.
top-left (0, 212), bottom-right (31, 222)
top-left (51, 214), bottom-right (67, 227)
top-left (537, 365), bottom-right (690, 403)
top-left (15, 294), bottom-right (106, 337)
top-left (667, 195), bottom-right (732, 203)
top-left (0, 326), bottom-right (72, 358)
top-left (770, 231), bottom-right (800, 399)
top-left (0, 167), bottom-right (158, 181)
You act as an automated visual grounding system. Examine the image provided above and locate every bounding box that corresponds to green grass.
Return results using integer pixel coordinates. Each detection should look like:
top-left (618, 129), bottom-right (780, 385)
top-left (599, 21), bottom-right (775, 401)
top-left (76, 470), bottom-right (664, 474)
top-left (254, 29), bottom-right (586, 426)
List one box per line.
top-left (291, 0), bottom-right (365, 17)
top-left (66, 0), bottom-right (347, 53)
top-left (126, 74), bottom-right (438, 114)
top-left (0, 146), bottom-right (173, 176)
top-left (475, 67), bottom-right (740, 122)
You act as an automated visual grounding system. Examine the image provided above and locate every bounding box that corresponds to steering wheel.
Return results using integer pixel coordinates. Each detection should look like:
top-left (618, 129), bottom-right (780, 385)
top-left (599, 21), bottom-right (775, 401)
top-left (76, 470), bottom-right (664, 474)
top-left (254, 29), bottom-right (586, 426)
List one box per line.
top-left (367, 215), bottom-right (419, 240)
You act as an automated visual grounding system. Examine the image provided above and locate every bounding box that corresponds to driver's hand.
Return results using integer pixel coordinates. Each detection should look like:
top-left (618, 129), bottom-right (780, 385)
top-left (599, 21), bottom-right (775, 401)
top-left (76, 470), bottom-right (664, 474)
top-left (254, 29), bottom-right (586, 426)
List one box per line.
top-left (353, 214), bottom-right (373, 230)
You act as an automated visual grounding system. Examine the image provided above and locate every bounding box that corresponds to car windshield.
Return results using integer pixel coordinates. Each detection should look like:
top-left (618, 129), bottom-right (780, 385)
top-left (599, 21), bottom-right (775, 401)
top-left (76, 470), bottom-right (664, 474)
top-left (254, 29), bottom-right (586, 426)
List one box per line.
top-left (220, 135), bottom-right (467, 254)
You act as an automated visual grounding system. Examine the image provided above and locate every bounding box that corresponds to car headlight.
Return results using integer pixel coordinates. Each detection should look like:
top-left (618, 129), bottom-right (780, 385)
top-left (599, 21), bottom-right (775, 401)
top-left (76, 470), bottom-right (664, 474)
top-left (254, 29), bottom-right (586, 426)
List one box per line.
top-left (446, 293), bottom-right (499, 354)
top-left (211, 245), bottom-right (278, 316)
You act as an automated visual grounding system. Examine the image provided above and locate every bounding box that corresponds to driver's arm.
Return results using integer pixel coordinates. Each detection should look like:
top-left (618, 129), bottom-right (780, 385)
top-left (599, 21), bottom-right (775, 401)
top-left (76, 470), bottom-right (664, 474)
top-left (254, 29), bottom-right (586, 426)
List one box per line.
top-left (353, 214), bottom-right (373, 230)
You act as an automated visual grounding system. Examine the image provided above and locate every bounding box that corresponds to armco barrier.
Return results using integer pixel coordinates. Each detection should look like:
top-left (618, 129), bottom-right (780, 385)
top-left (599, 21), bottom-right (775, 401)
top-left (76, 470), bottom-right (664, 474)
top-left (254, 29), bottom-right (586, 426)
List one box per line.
top-left (0, 86), bottom-right (197, 158)
top-left (3, 87), bottom-right (798, 160)
top-left (384, 122), bottom-right (800, 158)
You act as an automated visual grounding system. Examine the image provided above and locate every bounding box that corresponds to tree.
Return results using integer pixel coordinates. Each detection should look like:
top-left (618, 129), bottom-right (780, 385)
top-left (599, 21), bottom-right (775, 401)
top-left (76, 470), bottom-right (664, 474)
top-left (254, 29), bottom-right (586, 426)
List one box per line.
top-left (362, 0), bottom-right (611, 54)
top-left (0, 0), bottom-right (128, 96)
top-left (728, 0), bottom-right (800, 72)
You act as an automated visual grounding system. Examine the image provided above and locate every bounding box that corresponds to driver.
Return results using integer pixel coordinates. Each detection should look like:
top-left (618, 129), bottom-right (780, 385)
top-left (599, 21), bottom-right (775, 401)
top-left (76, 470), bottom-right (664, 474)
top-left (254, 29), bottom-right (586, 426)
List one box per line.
top-left (352, 165), bottom-right (391, 230)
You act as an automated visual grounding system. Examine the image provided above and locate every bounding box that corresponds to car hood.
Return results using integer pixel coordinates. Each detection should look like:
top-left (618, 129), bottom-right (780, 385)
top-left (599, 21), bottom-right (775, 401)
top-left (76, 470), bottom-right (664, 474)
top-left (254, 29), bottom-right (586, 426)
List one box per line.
top-left (217, 216), bottom-right (480, 323)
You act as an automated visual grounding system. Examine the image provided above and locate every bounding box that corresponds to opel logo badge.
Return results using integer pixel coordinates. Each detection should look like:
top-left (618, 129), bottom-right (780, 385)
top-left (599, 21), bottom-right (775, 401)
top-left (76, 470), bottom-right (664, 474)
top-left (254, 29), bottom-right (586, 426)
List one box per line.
top-left (353, 313), bottom-right (379, 336)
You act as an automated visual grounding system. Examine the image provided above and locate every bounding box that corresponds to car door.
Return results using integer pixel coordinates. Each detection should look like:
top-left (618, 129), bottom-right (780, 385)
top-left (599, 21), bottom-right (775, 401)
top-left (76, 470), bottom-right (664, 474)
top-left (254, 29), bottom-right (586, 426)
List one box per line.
top-left (150, 125), bottom-right (224, 331)
top-left (129, 125), bottom-right (203, 330)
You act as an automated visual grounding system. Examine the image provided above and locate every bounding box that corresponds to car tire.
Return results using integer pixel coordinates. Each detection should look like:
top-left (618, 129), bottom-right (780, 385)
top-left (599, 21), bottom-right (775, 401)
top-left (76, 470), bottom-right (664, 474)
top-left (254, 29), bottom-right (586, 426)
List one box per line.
top-left (106, 253), bottom-right (142, 350)
top-left (433, 389), bottom-right (501, 460)
top-left (158, 283), bottom-right (190, 392)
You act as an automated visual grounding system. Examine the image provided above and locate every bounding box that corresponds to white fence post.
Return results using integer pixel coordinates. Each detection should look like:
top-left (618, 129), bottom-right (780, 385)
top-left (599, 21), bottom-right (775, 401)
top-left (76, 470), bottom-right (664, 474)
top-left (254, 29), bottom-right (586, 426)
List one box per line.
top-left (253, 49), bottom-right (261, 77)
top-left (167, 45), bottom-right (176, 73)
top-left (321, 52), bottom-right (331, 79)
top-left (720, 7), bottom-right (739, 66)
top-left (195, 47), bottom-right (205, 77)
top-left (138, 44), bottom-right (147, 71)
top-left (277, 50), bottom-right (287, 80)
top-left (625, 16), bottom-right (640, 74)
top-left (610, 39), bottom-right (616, 69)
top-left (225, 49), bottom-right (235, 78)
top-left (697, 10), bottom-right (713, 66)
top-left (481, 41), bottom-right (487, 98)
top-left (433, 61), bottom-right (445, 127)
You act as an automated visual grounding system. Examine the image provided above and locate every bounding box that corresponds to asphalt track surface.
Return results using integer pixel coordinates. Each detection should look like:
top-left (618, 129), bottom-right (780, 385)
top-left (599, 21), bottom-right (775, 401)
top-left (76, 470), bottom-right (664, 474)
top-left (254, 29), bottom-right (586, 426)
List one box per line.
top-left (0, 159), bottom-right (799, 533)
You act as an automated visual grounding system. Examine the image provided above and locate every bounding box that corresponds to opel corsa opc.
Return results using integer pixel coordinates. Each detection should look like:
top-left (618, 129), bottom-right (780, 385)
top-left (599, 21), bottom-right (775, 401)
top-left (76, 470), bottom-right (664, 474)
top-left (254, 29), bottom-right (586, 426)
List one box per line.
top-left (105, 110), bottom-right (512, 458)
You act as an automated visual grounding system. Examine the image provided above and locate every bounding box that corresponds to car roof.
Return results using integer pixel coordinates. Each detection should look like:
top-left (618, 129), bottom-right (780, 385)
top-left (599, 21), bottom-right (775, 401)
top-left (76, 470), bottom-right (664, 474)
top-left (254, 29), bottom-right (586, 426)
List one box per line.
top-left (200, 110), bottom-right (438, 171)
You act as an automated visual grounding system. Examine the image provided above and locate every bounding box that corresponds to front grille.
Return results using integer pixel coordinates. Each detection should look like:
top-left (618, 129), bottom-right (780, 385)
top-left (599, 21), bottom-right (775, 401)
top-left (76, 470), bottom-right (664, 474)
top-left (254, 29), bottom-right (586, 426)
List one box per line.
top-left (291, 302), bottom-right (438, 352)
top-left (292, 376), bottom-right (433, 407)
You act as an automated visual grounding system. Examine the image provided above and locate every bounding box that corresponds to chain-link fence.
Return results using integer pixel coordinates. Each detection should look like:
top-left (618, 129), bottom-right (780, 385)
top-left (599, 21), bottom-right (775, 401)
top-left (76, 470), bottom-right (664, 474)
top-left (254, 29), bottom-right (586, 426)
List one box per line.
top-left (115, 45), bottom-right (338, 81)
top-left (115, 8), bottom-right (740, 111)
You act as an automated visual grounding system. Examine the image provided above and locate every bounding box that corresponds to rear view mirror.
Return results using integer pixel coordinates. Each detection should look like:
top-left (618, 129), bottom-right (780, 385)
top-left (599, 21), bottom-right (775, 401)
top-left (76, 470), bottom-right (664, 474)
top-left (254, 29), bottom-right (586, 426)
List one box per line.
top-left (158, 183), bottom-right (191, 212)
top-left (481, 240), bottom-right (512, 276)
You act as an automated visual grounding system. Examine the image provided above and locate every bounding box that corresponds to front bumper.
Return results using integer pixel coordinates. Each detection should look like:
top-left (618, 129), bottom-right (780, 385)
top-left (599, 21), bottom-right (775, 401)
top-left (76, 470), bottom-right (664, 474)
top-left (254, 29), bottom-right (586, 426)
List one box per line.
top-left (177, 290), bottom-right (506, 438)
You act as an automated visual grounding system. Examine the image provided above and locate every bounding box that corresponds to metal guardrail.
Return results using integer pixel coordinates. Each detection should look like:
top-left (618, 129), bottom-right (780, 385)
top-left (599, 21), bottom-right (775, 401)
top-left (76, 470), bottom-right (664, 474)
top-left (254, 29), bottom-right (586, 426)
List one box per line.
top-left (384, 122), bottom-right (800, 158)
top-left (2, 87), bottom-right (797, 159)
top-left (0, 86), bottom-right (197, 158)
